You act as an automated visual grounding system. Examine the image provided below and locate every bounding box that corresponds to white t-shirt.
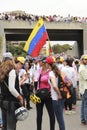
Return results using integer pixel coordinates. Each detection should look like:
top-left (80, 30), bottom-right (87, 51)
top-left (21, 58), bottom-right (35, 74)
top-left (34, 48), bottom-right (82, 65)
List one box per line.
top-left (25, 68), bottom-right (33, 84)
top-left (31, 63), bottom-right (40, 82)
top-left (19, 69), bottom-right (26, 82)
top-left (61, 65), bottom-right (77, 88)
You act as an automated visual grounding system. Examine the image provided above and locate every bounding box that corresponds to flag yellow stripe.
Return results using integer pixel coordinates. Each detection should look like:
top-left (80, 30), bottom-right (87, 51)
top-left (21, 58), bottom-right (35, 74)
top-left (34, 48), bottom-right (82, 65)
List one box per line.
top-left (24, 18), bottom-right (44, 52)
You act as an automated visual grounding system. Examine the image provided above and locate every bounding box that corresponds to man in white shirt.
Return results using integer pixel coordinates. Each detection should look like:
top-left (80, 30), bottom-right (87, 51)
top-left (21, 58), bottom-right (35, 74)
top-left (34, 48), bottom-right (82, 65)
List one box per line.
top-left (79, 55), bottom-right (87, 125)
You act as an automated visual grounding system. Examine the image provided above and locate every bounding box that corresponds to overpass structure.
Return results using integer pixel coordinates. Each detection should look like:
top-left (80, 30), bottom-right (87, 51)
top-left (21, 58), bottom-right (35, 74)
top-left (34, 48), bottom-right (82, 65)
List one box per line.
top-left (0, 20), bottom-right (87, 58)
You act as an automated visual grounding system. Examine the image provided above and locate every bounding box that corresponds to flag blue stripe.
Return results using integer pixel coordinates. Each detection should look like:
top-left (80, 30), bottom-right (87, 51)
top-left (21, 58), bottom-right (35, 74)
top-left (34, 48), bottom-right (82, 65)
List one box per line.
top-left (27, 25), bottom-right (46, 55)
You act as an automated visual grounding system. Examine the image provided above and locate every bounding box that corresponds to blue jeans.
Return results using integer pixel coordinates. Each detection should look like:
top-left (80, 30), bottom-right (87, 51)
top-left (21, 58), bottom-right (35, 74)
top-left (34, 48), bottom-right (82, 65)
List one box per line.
top-left (81, 90), bottom-right (87, 123)
top-left (0, 108), bottom-right (3, 126)
top-left (52, 99), bottom-right (65, 130)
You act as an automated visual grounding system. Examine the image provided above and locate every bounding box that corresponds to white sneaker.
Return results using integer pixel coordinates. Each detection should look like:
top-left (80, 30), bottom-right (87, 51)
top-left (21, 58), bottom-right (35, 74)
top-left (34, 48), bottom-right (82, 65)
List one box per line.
top-left (68, 110), bottom-right (76, 115)
top-left (71, 110), bottom-right (76, 114)
top-left (67, 110), bottom-right (72, 115)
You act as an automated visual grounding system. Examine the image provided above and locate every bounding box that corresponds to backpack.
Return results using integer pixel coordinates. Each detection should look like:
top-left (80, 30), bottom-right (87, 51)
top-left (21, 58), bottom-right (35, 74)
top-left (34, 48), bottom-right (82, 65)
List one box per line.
top-left (58, 75), bottom-right (67, 99)
top-left (60, 71), bottom-right (74, 96)
top-left (58, 71), bottom-right (74, 99)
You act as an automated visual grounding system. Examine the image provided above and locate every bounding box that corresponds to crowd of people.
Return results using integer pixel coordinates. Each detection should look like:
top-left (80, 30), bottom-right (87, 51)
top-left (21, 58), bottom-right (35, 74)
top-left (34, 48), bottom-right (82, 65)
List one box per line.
top-left (0, 52), bottom-right (87, 130)
top-left (0, 12), bottom-right (87, 23)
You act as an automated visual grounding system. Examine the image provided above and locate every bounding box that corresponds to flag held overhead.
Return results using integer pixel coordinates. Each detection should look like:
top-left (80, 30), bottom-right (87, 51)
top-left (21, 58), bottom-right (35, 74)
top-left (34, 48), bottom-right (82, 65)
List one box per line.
top-left (23, 18), bottom-right (48, 57)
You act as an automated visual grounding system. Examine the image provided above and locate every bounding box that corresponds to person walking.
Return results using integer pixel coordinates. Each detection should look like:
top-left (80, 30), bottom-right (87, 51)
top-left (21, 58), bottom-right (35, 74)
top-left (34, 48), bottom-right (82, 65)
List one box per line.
top-left (36, 57), bottom-right (55, 130)
top-left (61, 58), bottom-right (77, 114)
top-left (79, 54), bottom-right (87, 125)
top-left (0, 52), bottom-right (24, 130)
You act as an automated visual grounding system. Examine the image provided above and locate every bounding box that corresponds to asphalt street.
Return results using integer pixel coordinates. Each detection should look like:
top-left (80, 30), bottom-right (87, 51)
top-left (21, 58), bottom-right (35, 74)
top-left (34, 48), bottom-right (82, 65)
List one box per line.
top-left (16, 100), bottom-right (87, 130)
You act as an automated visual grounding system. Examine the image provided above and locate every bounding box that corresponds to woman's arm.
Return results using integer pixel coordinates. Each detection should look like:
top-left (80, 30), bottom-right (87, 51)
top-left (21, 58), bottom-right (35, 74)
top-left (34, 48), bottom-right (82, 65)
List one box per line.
top-left (50, 75), bottom-right (62, 99)
top-left (9, 69), bottom-right (23, 105)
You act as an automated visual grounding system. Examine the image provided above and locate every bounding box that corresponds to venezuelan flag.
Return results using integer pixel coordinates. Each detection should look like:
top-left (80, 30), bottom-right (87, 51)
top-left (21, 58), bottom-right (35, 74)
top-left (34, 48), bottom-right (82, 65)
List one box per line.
top-left (23, 18), bottom-right (48, 57)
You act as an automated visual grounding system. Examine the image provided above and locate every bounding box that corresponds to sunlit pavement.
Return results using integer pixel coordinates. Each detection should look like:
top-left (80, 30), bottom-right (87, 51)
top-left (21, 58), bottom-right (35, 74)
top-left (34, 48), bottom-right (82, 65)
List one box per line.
top-left (17, 100), bottom-right (87, 130)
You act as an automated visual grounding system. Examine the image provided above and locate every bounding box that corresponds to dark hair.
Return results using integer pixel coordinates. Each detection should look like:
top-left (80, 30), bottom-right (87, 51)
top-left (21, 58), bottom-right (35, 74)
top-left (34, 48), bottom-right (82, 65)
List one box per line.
top-left (65, 58), bottom-right (74, 67)
top-left (25, 61), bottom-right (31, 69)
top-left (51, 64), bottom-right (61, 76)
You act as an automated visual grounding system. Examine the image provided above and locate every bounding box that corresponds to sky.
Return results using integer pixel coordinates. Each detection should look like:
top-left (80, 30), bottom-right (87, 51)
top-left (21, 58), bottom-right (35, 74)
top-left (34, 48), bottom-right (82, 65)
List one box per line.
top-left (0, 0), bottom-right (87, 17)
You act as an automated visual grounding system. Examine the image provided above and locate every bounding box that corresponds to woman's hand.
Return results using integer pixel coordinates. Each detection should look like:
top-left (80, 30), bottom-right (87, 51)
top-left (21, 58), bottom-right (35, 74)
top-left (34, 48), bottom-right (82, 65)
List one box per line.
top-left (17, 95), bottom-right (24, 106)
top-left (58, 93), bottom-right (62, 99)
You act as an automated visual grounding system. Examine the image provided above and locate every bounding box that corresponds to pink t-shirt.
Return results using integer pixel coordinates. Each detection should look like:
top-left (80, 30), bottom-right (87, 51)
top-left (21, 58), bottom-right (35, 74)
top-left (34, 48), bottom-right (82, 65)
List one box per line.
top-left (37, 69), bottom-right (50, 91)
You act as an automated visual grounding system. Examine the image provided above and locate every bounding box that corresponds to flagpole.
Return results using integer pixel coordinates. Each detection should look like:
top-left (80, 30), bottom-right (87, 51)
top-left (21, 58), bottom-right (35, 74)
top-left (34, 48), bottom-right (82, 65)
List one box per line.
top-left (46, 33), bottom-right (53, 56)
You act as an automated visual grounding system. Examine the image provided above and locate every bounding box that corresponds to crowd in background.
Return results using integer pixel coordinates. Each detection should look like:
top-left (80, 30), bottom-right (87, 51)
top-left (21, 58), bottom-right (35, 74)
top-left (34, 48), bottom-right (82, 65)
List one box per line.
top-left (0, 52), bottom-right (80, 129)
top-left (1, 50), bottom-right (87, 130)
top-left (0, 12), bottom-right (87, 23)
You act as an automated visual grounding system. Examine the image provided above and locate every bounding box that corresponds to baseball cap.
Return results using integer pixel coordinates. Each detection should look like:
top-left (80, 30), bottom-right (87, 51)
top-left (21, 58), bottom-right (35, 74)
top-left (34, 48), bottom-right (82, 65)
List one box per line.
top-left (17, 57), bottom-right (25, 64)
top-left (41, 57), bottom-right (46, 62)
top-left (81, 55), bottom-right (87, 60)
top-left (59, 57), bottom-right (64, 62)
top-left (46, 56), bottom-right (56, 64)
top-left (3, 52), bottom-right (13, 60)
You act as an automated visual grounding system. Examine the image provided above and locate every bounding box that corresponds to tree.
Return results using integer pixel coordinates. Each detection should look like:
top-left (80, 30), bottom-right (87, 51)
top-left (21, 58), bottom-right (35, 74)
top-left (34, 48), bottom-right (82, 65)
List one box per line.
top-left (52, 44), bottom-right (70, 54)
top-left (6, 42), bottom-right (27, 57)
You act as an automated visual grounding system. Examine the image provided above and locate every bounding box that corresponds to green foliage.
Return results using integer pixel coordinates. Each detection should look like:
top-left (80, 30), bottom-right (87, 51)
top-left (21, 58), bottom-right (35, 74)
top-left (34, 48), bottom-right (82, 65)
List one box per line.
top-left (52, 44), bottom-right (70, 54)
top-left (6, 42), bottom-right (27, 57)
top-left (6, 41), bottom-right (71, 57)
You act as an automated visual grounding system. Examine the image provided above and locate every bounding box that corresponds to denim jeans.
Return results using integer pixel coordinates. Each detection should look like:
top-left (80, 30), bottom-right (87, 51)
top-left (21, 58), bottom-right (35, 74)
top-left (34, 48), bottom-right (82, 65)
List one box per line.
top-left (1, 101), bottom-right (17, 130)
top-left (52, 99), bottom-right (65, 130)
top-left (81, 90), bottom-right (87, 123)
top-left (0, 108), bottom-right (3, 126)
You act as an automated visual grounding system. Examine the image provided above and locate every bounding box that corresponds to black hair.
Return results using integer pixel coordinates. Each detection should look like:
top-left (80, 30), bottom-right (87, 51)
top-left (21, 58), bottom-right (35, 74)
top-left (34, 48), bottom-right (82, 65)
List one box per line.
top-left (65, 58), bottom-right (74, 67)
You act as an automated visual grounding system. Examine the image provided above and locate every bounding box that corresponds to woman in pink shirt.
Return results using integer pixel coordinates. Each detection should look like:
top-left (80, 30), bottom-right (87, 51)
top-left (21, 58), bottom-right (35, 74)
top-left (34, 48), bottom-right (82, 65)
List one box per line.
top-left (36, 57), bottom-right (55, 130)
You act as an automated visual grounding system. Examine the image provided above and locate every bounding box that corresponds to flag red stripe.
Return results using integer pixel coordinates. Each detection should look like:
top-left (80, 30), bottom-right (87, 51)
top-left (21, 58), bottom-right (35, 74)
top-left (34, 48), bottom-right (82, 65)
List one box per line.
top-left (31, 32), bottom-right (48, 57)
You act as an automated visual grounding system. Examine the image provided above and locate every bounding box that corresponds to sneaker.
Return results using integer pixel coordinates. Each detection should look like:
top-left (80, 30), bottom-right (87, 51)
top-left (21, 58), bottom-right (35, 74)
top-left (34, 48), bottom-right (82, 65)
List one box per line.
top-left (0, 124), bottom-right (3, 128)
top-left (27, 106), bottom-right (33, 110)
top-left (29, 106), bottom-right (33, 110)
top-left (81, 122), bottom-right (87, 125)
top-left (70, 110), bottom-right (76, 114)
top-left (67, 110), bottom-right (76, 115)
top-left (67, 110), bottom-right (72, 115)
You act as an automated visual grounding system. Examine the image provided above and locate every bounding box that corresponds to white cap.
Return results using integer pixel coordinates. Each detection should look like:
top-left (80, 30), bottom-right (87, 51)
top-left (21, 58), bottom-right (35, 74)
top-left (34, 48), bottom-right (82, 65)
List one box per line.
top-left (3, 52), bottom-right (13, 60)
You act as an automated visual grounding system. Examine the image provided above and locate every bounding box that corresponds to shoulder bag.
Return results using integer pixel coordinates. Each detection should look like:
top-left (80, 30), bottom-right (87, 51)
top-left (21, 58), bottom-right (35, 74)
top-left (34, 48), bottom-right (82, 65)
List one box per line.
top-left (36, 74), bottom-right (51, 100)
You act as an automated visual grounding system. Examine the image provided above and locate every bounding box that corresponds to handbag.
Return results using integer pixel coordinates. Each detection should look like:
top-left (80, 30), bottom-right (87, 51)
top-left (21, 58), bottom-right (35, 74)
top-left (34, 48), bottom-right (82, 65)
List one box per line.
top-left (36, 88), bottom-right (50, 100)
top-left (36, 73), bottom-right (50, 100)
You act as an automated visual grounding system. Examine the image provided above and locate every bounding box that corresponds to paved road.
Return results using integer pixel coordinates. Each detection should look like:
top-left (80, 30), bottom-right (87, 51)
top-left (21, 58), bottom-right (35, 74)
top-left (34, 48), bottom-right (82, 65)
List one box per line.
top-left (16, 100), bottom-right (87, 130)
